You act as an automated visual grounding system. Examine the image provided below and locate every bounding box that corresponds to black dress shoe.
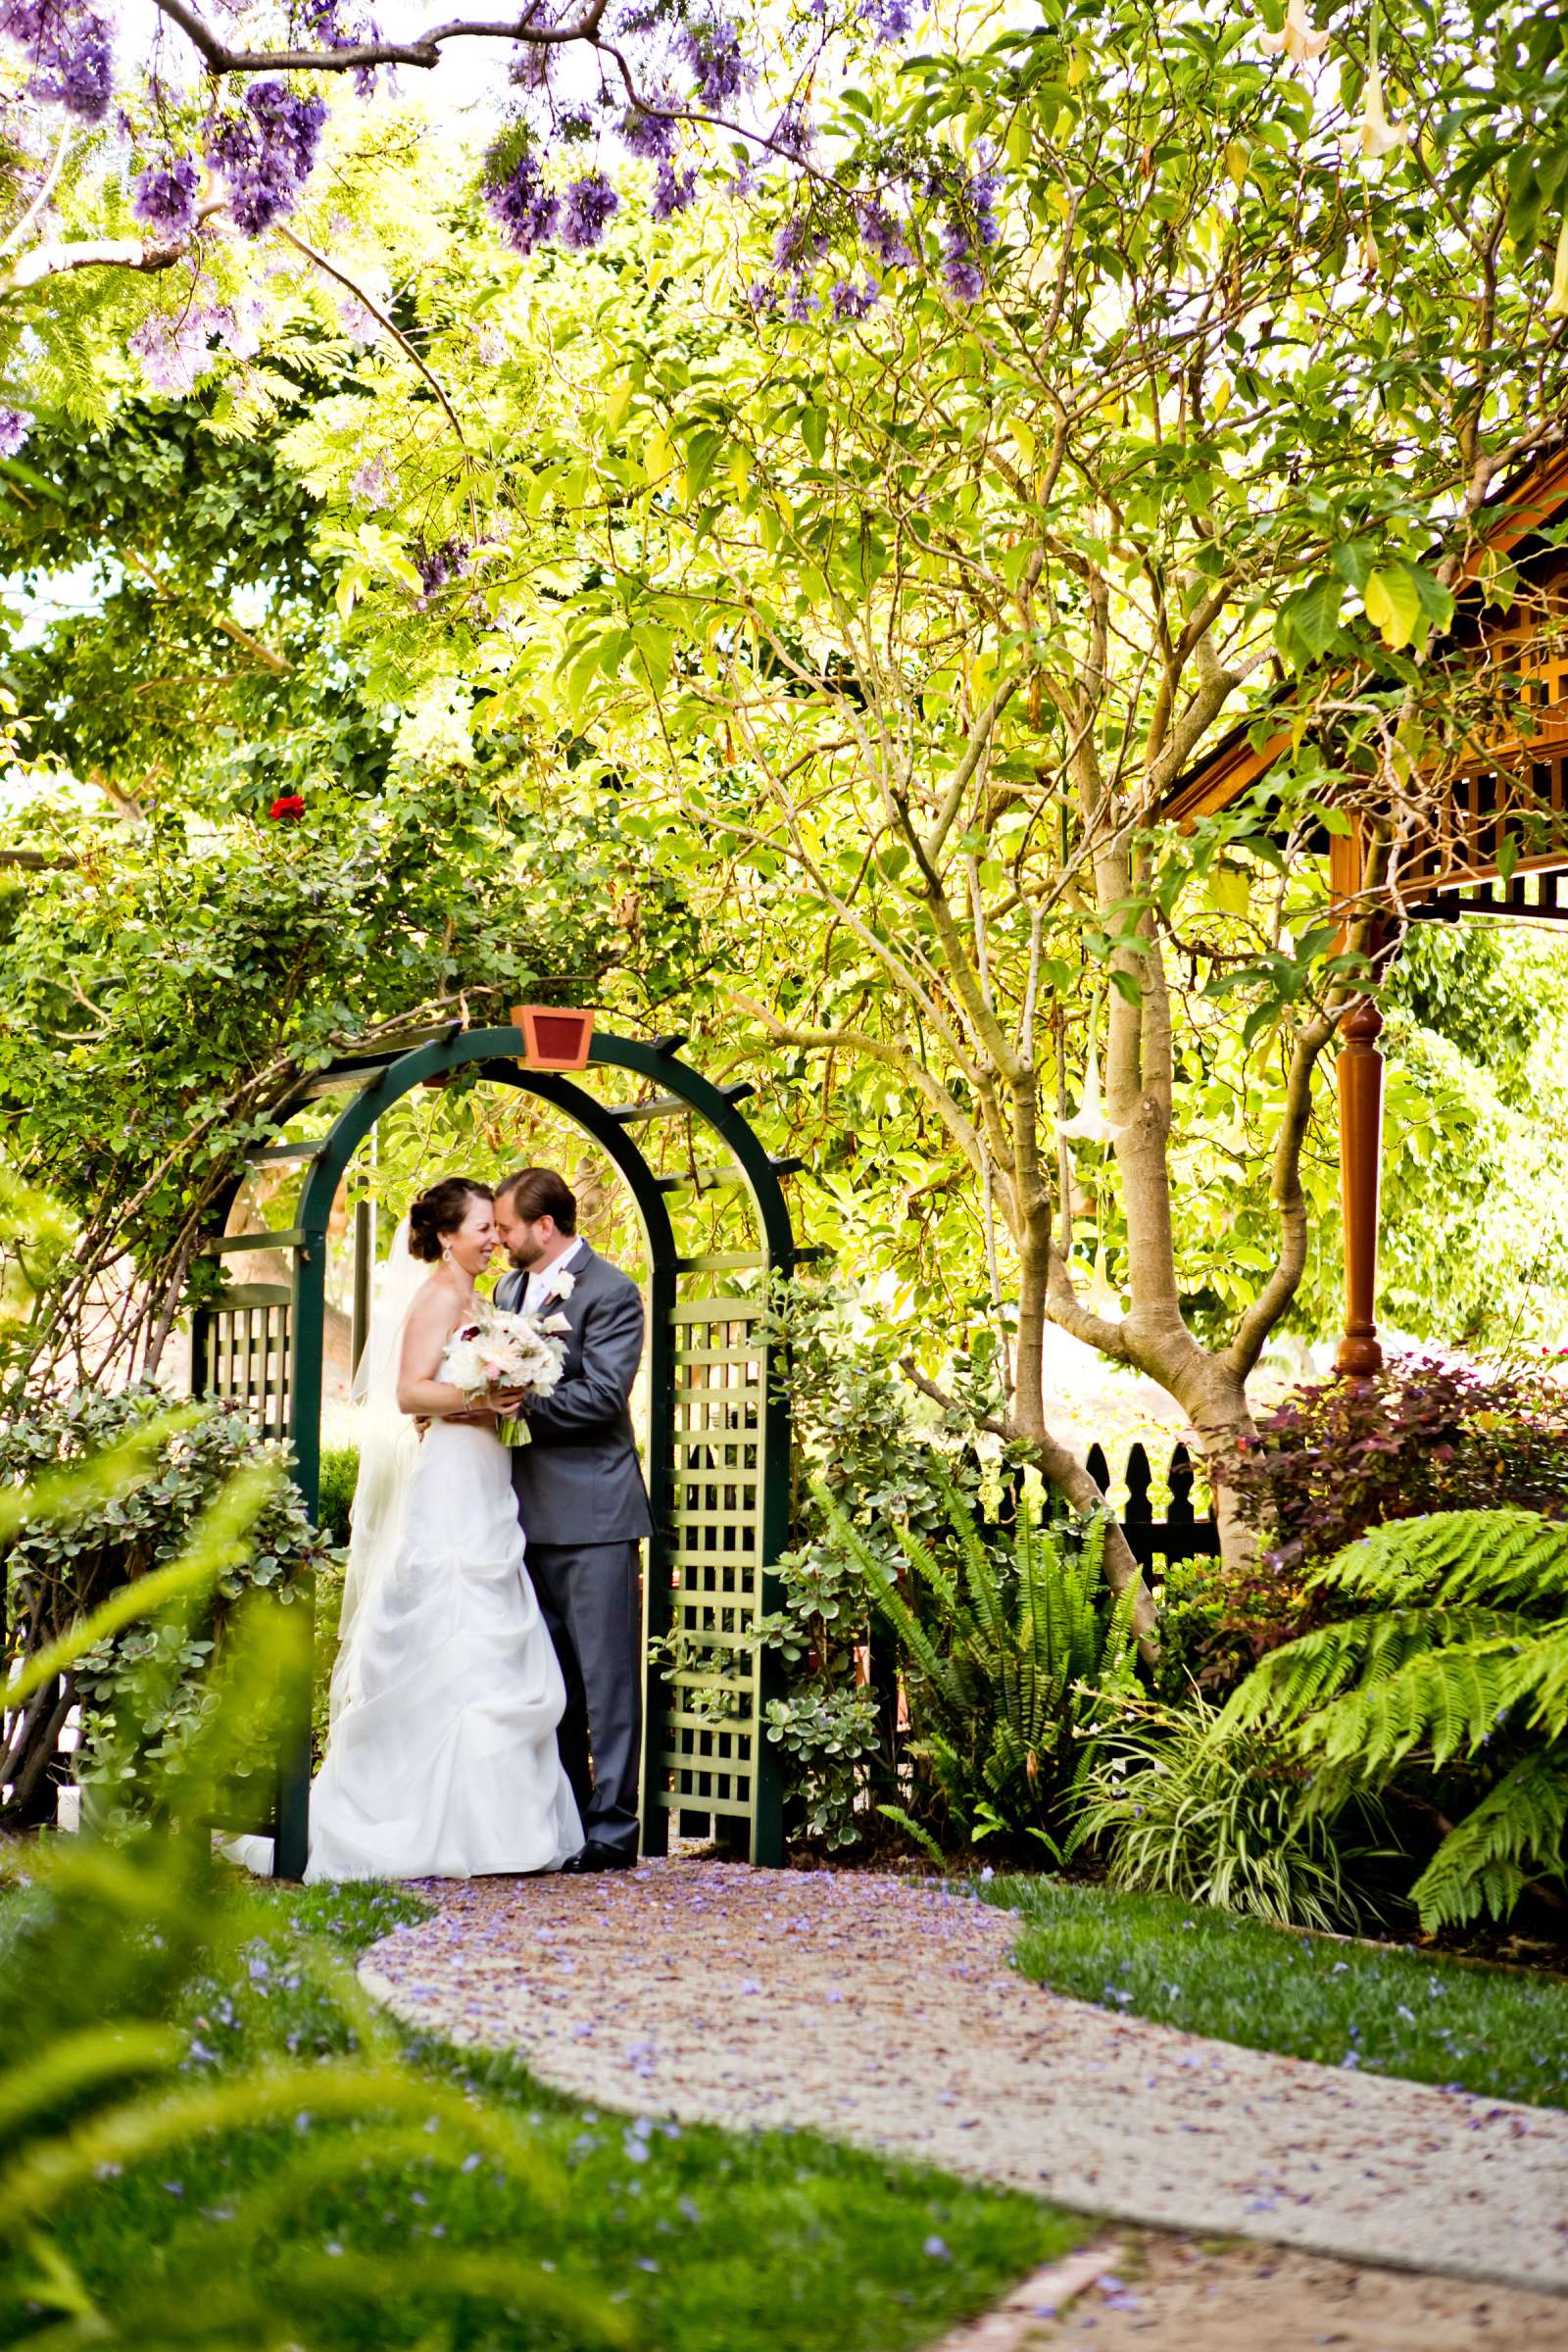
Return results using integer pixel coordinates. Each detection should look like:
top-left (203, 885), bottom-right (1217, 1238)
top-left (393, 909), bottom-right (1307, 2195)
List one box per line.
top-left (561, 1839), bottom-right (638, 1874)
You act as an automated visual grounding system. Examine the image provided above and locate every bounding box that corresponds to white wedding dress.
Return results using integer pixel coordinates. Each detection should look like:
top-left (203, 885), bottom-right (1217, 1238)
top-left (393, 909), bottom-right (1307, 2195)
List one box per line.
top-left (225, 1226), bottom-right (583, 1884)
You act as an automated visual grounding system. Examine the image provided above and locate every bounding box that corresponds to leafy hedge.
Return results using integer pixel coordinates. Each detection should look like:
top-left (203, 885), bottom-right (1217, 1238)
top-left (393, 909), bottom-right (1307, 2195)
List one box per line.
top-left (0, 1383), bottom-right (335, 1828)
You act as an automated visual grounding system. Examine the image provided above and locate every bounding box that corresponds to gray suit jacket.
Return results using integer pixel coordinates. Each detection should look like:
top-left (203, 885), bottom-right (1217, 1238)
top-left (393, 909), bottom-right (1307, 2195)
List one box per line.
top-left (498, 1244), bottom-right (655, 1546)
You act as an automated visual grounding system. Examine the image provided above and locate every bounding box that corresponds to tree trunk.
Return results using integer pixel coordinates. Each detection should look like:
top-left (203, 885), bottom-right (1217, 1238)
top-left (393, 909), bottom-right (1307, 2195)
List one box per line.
top-left (1013, 1241), bottom-right (1158, 1648)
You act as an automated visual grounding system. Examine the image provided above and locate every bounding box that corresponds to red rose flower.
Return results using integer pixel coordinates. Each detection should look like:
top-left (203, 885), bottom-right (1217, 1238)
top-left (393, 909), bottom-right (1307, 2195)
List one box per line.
top-left (269, 794), bottom-right (306, 823)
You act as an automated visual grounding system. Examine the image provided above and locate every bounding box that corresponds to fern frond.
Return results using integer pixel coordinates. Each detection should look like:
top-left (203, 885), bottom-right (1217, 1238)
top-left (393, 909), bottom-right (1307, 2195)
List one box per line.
top-left (1410, 1750), bottom-right (1568, 1931)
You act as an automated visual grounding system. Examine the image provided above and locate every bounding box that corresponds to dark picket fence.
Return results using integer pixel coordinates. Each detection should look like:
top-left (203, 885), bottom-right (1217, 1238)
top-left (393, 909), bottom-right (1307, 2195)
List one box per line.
top-left (1085, 1436), bottom-right (1219, 1573)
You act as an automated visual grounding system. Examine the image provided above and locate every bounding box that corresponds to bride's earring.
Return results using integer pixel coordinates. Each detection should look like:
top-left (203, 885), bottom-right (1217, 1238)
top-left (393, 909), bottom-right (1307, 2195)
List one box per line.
top-left (441, 1243), bottom-right (453, 1264)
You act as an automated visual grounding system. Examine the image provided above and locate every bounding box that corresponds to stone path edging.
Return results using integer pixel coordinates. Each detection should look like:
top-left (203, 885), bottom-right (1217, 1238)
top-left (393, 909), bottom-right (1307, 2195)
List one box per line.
top-left (359, 1859), bottom-right (1568, 2297)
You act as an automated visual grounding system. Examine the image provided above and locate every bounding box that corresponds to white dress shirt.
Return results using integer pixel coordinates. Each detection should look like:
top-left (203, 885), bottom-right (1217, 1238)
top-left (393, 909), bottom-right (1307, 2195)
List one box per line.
top-left (522, 1235), bottom-right (585, 1315)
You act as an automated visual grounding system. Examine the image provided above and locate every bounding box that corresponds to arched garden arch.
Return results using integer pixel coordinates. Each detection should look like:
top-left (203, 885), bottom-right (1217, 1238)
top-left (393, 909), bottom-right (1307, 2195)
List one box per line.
top-left (191, 1022), bottom-right (800, 1877)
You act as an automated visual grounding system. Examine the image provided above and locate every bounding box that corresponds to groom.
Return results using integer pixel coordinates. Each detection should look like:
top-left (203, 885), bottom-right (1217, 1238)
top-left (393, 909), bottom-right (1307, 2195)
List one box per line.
top-left (493, 1168), bottom-right (654, 1873)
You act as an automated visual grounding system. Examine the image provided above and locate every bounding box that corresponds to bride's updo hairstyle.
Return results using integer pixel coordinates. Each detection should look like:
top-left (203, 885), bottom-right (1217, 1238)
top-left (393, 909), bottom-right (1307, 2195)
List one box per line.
top-left (408, 1178), bottom-right (495, 1262)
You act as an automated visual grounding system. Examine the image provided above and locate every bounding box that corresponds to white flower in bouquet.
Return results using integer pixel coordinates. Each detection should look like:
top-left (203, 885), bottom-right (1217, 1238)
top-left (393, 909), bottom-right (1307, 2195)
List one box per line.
top-left (439, 1303), bottom-right (568, 1444)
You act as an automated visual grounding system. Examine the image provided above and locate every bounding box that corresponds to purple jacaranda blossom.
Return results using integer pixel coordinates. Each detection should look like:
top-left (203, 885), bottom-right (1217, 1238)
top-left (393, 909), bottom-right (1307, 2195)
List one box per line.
top-left (486, 149), bottom-right (561, 255)
top-left (415, 536), bottom-right (471, 599)
top-left (772, 214), bottom-right (823, 270)
top-left (213, 292), bottom-right (266, 360)
top-left (206, 79), bottom-right (327, 236)
top-left (131, 155), bottom-right (199, 238)
top-left (336, 276), bottom-right (387, 344)
top-left (861, 0), bottom-right (915, 40)
top-left (676, 13), bottom-right (751, 109)
top-left (0, 408), bottom-right (30, 459)
top-left (941, 217), bottom-right (983, 301)
top-left (307, 0), bottom-right (383, 93)
top-left (970, 160), bottom-right (1003, 246)
top-left (858, 197), bottom-right (914, 270)
top-left (1, 0), bottom-right (113, 122)
top-left (652, 160), bottom-right (698, 220)
top-left (620, 92), bottom-right (680, 158)
top-left (475, 321), bottom-right (509, 366)
top-left (784, 275), bottom-right (816, 321)
top-left (769, 102), bottom-right (813, 159)
top-left (559, 170), bottom-right (618, 249)
top-left (129, 309), bottom-right (218, 398)
top-left (747, 277), bottom-right (774, 313)
top-left (350, 455), bottom-right (389, 508)
top-left (831, 274), bottom-right (879, 320)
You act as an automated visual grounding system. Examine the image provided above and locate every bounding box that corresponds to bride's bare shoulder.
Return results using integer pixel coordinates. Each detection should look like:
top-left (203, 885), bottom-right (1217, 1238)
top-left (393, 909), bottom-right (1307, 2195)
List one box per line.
top-left (403, 1277), bottom-right (465, 1337)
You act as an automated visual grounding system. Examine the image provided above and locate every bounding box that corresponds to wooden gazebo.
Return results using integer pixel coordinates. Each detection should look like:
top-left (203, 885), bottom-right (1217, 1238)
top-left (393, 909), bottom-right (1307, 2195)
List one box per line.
top-left (1166, 444), bottom-right (1568, 1375)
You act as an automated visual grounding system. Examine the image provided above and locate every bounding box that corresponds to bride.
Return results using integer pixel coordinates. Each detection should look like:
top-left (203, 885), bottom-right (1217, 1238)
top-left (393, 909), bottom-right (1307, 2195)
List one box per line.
top-left (232, 1177), bottom-right (584, 1882)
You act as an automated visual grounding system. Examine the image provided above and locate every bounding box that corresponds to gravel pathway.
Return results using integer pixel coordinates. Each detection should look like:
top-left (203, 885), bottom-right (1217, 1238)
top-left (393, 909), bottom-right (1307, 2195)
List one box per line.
top-left (360, 1858), bottom-right (1568, 2299)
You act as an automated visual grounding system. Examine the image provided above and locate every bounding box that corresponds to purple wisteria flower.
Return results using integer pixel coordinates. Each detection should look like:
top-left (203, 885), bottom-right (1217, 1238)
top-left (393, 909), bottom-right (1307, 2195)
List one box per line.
top-left (652, 161), bottom-right (698, 220)
top-left (0, 0), bottom-right (113, 122)
top-left (559, 170), bottom-right (618, 250)
top-left (970, 160), bottom-right (1003, 246)
top-left (206, 79), bottom-right (327, 236)
top-left (131, 156), bottom-right (199, 239)
top-left (336, 286), bottom-right (384, 344)
top-left (0, 408), bottom-right (31, 458)
top-left (676, 13), bottom-right (751, 109)
top-left (486, 149), bottom-right (561, 255)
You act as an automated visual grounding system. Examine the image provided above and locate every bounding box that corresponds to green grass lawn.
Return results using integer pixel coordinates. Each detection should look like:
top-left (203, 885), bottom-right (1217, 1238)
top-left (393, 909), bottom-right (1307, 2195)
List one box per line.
top-left (15, 1873), bottom-right (1082, 2352)
top-left (988, 1874), bottom-right (1568, 2110)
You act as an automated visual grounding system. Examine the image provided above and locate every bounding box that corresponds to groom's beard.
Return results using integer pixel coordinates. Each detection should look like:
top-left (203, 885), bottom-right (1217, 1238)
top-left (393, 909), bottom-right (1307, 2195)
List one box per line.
top-left (506, 1244), bottom-right (543, 1271)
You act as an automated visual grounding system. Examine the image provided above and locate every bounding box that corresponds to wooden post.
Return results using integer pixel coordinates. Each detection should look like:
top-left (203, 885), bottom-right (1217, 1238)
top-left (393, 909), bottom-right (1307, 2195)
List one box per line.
top-left (1335, 996), bottom-right (1385, 1378)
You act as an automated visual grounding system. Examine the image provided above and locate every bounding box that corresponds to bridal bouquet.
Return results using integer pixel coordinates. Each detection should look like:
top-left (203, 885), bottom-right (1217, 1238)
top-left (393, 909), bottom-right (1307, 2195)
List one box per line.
top-left (440, 1297), bottom-right (570, 1446)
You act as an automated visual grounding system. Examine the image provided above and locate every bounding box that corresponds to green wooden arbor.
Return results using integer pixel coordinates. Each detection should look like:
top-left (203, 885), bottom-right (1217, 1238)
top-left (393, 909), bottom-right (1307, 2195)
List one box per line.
top-left (191, 1024), bottom-right (799, 1877)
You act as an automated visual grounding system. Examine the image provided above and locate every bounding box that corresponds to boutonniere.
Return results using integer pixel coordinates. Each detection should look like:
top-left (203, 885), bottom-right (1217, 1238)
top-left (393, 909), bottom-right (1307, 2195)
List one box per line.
top-left (553, 1270), bottom-right (576, 1300)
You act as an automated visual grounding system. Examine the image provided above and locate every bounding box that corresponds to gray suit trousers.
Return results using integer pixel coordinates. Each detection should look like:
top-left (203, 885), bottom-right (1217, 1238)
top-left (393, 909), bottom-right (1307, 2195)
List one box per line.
top-left (528, 1540), bottom-right (642, 1857)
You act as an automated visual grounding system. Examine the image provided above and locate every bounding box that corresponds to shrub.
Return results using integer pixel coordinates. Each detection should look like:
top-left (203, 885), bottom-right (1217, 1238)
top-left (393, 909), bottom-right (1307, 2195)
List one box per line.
top-left (1234, 1353), bottom-right (1568, 1574)
top-left (1065, 1690), bottom-right (1385, 1931)
top-left (0, 1382), bottom-right (336, 1829)
top-left (0, 1447), bottom-right (584, 2349)
top-left (318, 1444), bottom-right (359, 1546)
top-left (1222, 1507), bottom-right (1568, 1930)
top-left (818, 1470), bottom-right (1138, 1857)
top-left (1177, 1355), bottom-right (1568, 1685)
top-left (757, 1277), bottom-right (1006, 1849)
